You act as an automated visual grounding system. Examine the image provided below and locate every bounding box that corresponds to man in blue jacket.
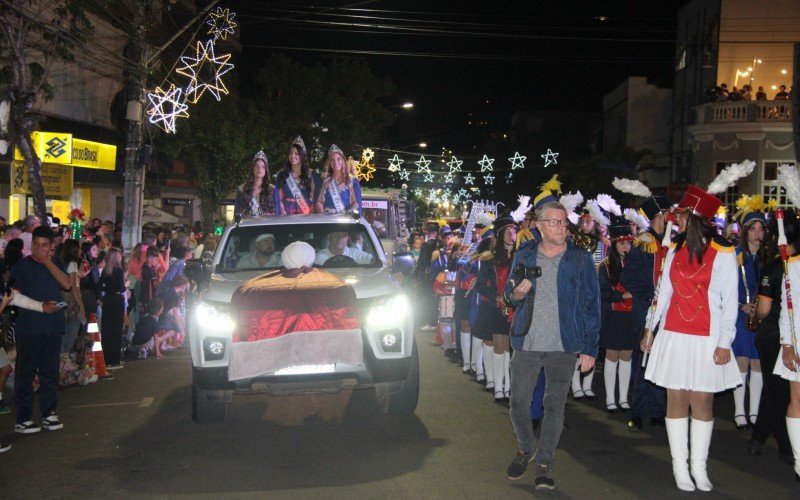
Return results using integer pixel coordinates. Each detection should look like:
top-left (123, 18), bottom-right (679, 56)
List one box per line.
top-left (503, 201), bottom-right (600, 490)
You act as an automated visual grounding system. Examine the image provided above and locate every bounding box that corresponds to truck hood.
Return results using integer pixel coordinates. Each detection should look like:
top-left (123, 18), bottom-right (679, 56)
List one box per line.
top-left (203, 267), bottom-right (401, 304)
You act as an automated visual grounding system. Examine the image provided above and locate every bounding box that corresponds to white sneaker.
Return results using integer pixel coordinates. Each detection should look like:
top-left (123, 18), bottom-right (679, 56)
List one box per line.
top-left (14, 420), bottom-right (41, 434)
top-left (41, 414), bottom-right (64, 431)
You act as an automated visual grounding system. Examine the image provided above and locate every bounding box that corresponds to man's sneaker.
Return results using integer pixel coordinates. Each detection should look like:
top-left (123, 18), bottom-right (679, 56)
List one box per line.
top-left (14, 420), bottom-right (41, 434)
top-left (506, 449), bottom-right (535, 480)
top-left (534, 464), bottom-right (556, 490)
top-left (0, 442), bottom-right (10, 453)
top-left (0, 400), bottom-right (10, 414)
top-left (41, 414), bottom-right (64, 431)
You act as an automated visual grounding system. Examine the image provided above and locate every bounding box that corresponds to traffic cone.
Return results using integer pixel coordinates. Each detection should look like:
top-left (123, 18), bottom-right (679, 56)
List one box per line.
top-left (87, 314), bottom-right (110, 379)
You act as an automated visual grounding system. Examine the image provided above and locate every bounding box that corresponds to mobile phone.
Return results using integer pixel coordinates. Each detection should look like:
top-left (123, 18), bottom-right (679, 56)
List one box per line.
top-left (55, 302), bottom-right (68, 311)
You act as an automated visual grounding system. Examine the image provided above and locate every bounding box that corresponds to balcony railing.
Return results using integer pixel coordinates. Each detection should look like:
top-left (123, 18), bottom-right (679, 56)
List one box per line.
top-left (694, 100), bottom-right (792, 124)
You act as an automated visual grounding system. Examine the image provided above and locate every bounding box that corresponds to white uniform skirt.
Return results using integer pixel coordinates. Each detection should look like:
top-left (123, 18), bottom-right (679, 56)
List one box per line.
top-left (773, 352), bottom-right (800, 382)
top-left (645, 329), bottom-right (741, 392)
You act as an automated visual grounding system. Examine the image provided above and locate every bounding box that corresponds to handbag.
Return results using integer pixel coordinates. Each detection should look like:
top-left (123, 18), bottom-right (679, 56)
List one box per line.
top-left (63, 290), bottom-right (82, 322)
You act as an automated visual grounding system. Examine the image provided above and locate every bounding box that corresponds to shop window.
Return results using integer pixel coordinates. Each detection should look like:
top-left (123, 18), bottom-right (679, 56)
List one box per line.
top-left (762, 161), bottom-right (797, 207)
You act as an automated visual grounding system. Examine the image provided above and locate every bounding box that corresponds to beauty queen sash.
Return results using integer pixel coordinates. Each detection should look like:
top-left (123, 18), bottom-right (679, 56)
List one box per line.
top-left (327, 179), bottom-right (346, 214)
top-left (285, 173), bottom-right (311, 214)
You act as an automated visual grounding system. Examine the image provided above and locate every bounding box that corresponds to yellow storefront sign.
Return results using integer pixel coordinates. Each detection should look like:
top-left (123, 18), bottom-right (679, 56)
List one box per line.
top-left (14, 132), bottom-right (73, 164)
top-left (70, 138), bottom-right (117, 170)
top-left (10, 161), bottom-right (74, 197)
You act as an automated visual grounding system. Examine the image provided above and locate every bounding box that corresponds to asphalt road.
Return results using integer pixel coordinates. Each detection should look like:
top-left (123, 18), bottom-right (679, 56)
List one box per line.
top-left (2, 330), bottom-right (798, 498)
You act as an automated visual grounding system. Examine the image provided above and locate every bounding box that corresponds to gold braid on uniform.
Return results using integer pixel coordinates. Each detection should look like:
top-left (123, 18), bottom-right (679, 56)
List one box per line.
top-left (633, 232), bottom-right (658, 254)
top-left (516, 227), bottom-right (534, 249)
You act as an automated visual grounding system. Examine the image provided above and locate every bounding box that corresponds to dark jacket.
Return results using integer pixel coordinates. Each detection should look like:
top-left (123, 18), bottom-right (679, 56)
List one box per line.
top-left (504, 239), bottom-right (601, 356)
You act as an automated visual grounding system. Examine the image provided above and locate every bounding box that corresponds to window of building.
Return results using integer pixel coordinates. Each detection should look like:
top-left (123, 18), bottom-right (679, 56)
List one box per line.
top-left (762, 160), bottom-right (797, 207)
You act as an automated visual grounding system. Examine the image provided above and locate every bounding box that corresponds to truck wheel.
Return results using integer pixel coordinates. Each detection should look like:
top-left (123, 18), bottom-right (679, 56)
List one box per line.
top-left (376, 340), bottom-right (419, 415)
top-left (191, 382), bottom-right (227, 423)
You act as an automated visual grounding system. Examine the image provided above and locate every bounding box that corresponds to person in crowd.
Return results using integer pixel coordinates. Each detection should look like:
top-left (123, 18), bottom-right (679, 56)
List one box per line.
top-left (58, 334), bottom-right (97, 387)
top-left (128, 233), bottom-right (168, 282)
top-left (453, 236), bottom-right (481, 376)
top-left (314, 231), bottom-right (374, 265)
top-left (620, 194), bottom-right (672, 432)
top-left (747, 210), bottom-right (795, 464)
top-left (235, 150), bottom-right (275, 217)
top-left (410, 232), bottom-right (424, 260)
top-left (475, 216), bottom-right (517, 403)
top-left (79, 241), bottom-right (101, 320)
top-left (132, 298), bottom-right (163, 359)
top-left (139, 246), bottom-right (162, 312)
top-left (756, 86), bottom-right (768, 100)
top-left (504, 201), bottom-right (600, 490)
top-left (729, 86), bottom-right (744, 101)
top-left (365, 209), bottom-right (387, 237)
top-left (238, 233), bottom-right (281, 268)
top-left (99, 248), bottom-right (126, 369)
top-left (643, 184), bottom-right (740, 492)
top-left (775, 85), bottom-right (789, 100)
top-left (61, 239), bottom-right (86, 354)
top-left (4, 238), bottom-right (24, 271)
top-left (11, 225), bottom-right (72, 434)
top-left (316, 144), bottom-right (360, 215)
top-left (732, 209), bottom-right (767, 429)
top-left (467, 236), bottom-right (494, 385)
top-left (599, 215), bottom-right (636, 414)
top-left (413, 222), bottom-right (443, 331)
top-left (274, 136), bottom-right (320, 215)
top-left (159, 246), bottom-right (191, 291)
top-left (1, 226), bottom-right (21, 255)
top-left (741, 84), bottom-right (752, 100)
top-left (19, 215), bottom-right (40, 257)
top-left (156, 274), bottom-right (189, 353)
top-left (155, 227), bottom-right (169, 251)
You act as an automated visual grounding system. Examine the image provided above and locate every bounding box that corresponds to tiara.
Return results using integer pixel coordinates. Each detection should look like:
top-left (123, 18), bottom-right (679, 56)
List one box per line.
top-left (293, 135), bottom-right (306, 152)
top-left (328, 144), bottom-right (344, 156)
top-left (253, 150), bottom-right (268, 163)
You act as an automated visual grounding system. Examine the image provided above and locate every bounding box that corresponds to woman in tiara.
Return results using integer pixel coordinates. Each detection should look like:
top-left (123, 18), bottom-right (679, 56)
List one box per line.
top-left (273, 136), bottom-right (321, 215)
top-left (315, 144), bottom-right (361, 214)
top-left (234, 150), bottom-right (275, 217)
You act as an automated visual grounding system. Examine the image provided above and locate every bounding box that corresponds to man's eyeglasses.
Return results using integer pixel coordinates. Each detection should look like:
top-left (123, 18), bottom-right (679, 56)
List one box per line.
top-left (540, 218), bottom-right (569, 227)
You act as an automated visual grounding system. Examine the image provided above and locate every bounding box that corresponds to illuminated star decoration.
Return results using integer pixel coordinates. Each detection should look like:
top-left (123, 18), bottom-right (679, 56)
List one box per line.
top-left (423, 172), bottom-right (435, 183)
top-left (415, 155), bottom-right (432, 174)
top-left (541, 148), bottom-right (559, 168)
top-left (444, 173), bottom-right (455, 184)
top-left (508, 151), bottom-right (527, 170)
top-left (357, 161), bottom-right (376, 181)
top-left (506, 172), bottom-right (514, 184)
top-left (388, 154), bottom-right (404, 172)
top-left (464, 172), bottom-right (475, 185)
top-left (206, 6), bottom-right (238, 41)
top-left (484, 173), bottom-right (495, 185)
top-left (472, 187), bottom-right (481, 196)
top-left (146, 84), bottom-right (189, 134)
top-left (427, 189), bottom-right (438, 202)
top-left (478, 154), bottom-right (495, 172)
top-left (176, 39), bottom-right (234, 103)
top-left (413, 188), bottom-right (423, 197)
top-left (446, 156), bottom-right (463, 174)
top-left (457, 188), bottom-right (469, 199)
top-left (361, 148), bottom-right (375, 162)
top-left (398, 168), bottom-right (410, 181)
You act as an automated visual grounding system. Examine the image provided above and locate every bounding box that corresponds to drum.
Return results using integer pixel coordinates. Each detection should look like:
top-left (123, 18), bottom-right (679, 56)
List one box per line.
top-left (438, 294), bottom-right (455, 320)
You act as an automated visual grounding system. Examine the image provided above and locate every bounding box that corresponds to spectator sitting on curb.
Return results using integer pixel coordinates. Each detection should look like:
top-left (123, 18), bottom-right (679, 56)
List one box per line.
top-left (157, 275), bottom-right (189, 350)
top-left (132, 298), bottom-right (163, 358)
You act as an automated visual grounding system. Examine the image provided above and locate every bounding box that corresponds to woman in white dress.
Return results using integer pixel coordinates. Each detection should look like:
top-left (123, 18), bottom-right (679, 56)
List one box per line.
top-left (644, 184), bottom-right (741, 492)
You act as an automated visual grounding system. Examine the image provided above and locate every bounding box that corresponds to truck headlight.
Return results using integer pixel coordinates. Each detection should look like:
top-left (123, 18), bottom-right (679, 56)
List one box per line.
top-left (366, 294), bottom-right (409, 327)
top-left (194, 301), bottom-right (235, 335)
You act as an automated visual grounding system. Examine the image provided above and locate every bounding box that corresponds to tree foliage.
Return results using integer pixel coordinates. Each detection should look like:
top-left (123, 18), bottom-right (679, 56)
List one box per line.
top-left (0, 1), bottom-right (92, 220)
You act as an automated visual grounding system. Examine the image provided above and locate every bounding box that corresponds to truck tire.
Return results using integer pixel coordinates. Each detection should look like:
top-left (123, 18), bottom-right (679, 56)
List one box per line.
top-left (376, 340), bottom-right (419, 415)
top-left (191, 382), bottom-right (227, 423)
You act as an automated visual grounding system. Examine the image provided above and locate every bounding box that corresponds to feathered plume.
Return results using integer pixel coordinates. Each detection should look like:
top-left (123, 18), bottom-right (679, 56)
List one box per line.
top-left (510, 195), bottom-right (532, 223)
top-left (539, 174), bottom-right (562, 195)
top-left (624, 208), bottom-right (650, 232)
top-left (585, 199), bottom-right (611, 226)
top-left (707, 160), bottom-right (755, 195)
top-left (559, 191), bottom-right (584, 215)
top-left (595, 193), bottom-right (622, 216)
top-left (778, 164), bottom-right (800, 207)
top-left (476, 211), bottom-right (496, 226)
top-left (612, 177), bottom-right (652, 198)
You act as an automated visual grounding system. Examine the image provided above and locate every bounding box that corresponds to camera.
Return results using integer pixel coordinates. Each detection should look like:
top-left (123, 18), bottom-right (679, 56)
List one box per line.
top-left (510, 263), bottom-right (542, 290)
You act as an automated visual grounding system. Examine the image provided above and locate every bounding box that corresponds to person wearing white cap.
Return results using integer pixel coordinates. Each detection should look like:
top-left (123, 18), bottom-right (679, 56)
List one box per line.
top-left (237, 233), bottom-right (281, 269)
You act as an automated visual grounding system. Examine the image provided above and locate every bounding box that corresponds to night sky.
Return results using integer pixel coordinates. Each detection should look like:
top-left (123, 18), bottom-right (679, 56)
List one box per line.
top-left (227, 0), bottom-right (684, 194)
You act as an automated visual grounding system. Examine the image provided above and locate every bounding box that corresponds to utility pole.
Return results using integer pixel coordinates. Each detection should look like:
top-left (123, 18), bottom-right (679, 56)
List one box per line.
top-left (121, 0), bottom-right (148, 254)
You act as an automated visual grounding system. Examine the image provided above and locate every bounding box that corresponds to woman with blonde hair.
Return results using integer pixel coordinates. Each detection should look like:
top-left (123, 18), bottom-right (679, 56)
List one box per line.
top-left (99, 247), bottom-right (126, 369)
top-left (315, 144), bottom-right (361, 214)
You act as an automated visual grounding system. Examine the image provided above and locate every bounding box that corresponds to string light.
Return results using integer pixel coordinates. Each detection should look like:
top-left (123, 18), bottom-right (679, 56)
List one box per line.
top-left (177, 39), bottom-right (234, 103)
top-left (423, 172), bottom-right (435, 183)
top-left (206, 6), bottom-right (238, 41)
top-left (484, 173), bottom-right (495, 185)
top-left (415, 155), bottom-right (432, 173)
top-left (464, 172), bottom-right (475, 185)
top-left (478, 154), bottom-right (495, 172)
top-left (508, 151), bottom-right (527, 169)
top-left (398, 168), bottom-right (410, 180)
top-left (146, 84), bottom-right (189, 134)
top-left (446, 156), bottom-right (463, 173)
top-left (444, 173), bottom-right (455, 184)
top-left (387, 154), bottom-right (404, 172)
top-left (541, 148), bottom-right (559, 168)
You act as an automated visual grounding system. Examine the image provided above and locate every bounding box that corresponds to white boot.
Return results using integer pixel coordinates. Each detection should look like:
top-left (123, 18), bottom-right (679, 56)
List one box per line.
top-left (604, 359), bottom-right (618, 408)
top-left (733, 372), bottom-right (748, 428)
top-left (786, 417), bottom-right (800, 478)
top-left (460, 331), bottom-right (472, 372)
top-left (571, 360), bottom-right (583, 398)
top-left (665, 417), bottom-right (695, 491)
top-left (690, 418), bottom-right (714, 492)
top-left (492, 351), bottom-right (505, 399)
top-left (482, 344), bottom-right (495, 390)
top-left (618, 359), bottom-right (632, 410)
top-left (502, 351), bottom-right (511, 397)
top-left (582, 367), bottom-right (596, 398)
top-left (748, 371), bottom-right (763, 424)
top-left (472, 338), bottom-right (484, 379)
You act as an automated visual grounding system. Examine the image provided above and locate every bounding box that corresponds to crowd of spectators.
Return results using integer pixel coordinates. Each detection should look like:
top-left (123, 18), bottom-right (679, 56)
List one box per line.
top-left (704, 83), bottom-right (792, 103)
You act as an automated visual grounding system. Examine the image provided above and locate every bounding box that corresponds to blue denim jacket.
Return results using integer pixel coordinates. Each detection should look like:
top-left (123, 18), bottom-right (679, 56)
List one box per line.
top-left (503, 239), bottom-right (601, 357)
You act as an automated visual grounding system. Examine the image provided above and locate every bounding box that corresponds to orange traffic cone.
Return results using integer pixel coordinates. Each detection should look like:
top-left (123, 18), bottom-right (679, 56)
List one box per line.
top-left (87, 314), bottom-right (111, 379)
